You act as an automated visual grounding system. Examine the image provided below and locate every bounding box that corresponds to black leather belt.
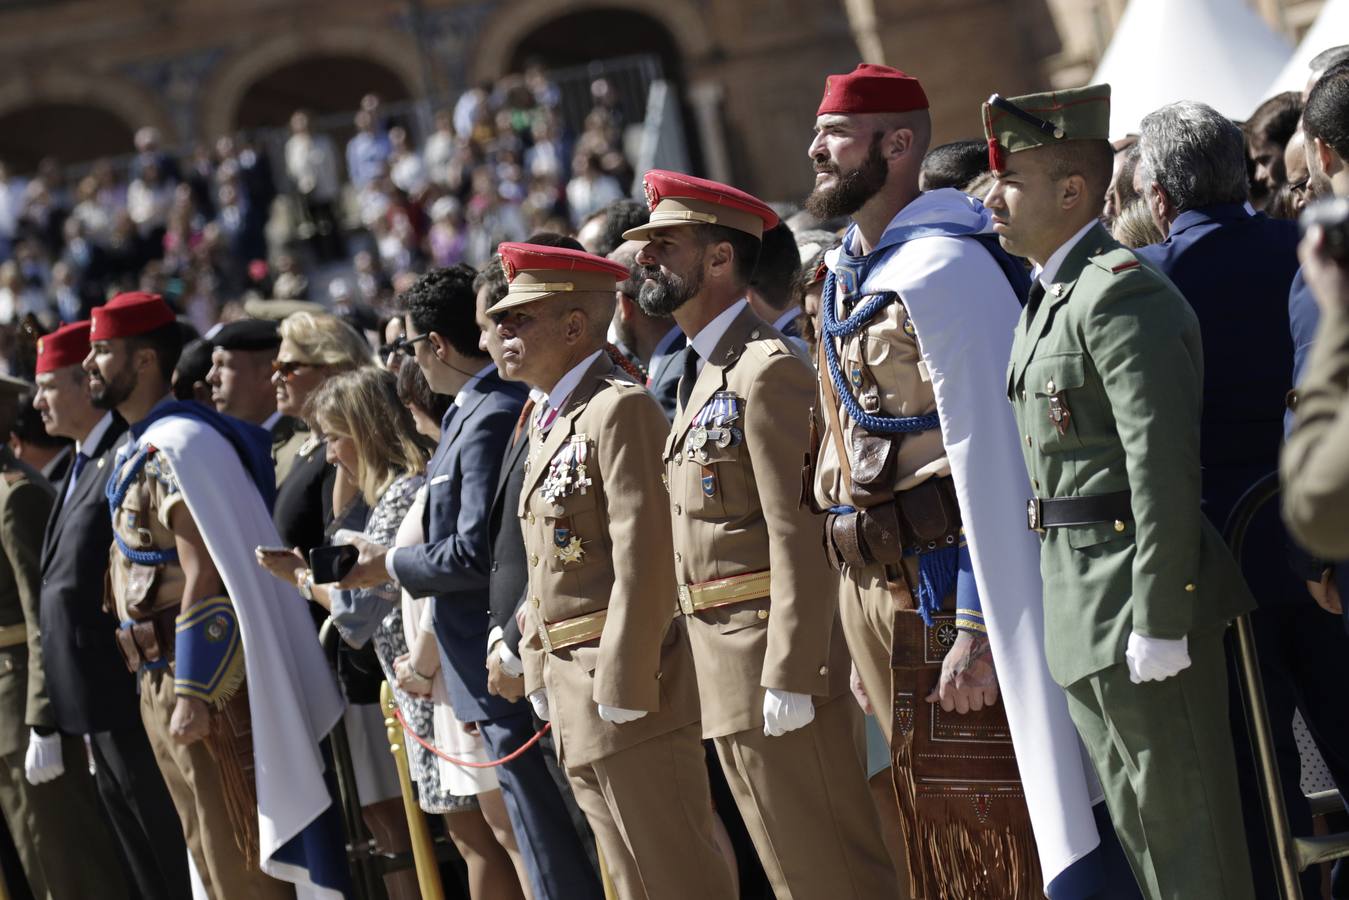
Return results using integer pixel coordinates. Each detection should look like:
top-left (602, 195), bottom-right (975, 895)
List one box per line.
top-left (1026, 491), bottom-right (1132, 533)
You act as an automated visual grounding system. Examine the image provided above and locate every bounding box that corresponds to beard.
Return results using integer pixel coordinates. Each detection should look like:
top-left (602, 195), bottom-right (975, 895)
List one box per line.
top-left (805, 134), bottom-right (889, 220)
top-left (636, 255), bottom-right (704, 318)
top-left (90, 360), bottom-right (137, 411)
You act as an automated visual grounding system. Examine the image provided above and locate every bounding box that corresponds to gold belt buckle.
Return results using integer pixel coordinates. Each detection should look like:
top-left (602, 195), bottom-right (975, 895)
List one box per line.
top-left (1026, 498), bottom-right (1045, 534)
top-left (677, 584), bottom-right (695, 616)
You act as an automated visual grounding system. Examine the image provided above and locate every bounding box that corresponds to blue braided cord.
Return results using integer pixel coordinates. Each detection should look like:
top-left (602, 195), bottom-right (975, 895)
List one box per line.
top-left (913, 546), bottom-right (959, 627)
top-left (107, 445), bottom-right (180, 566)
top-left (828, 505), bottom-right (856, 515)
top-left (118, 621), bottom-right (169, 671)
top-left (820, 272), bottom-right (941, 435)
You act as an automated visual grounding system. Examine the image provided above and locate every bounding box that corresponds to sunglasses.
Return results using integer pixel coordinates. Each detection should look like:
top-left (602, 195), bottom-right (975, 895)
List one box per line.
top-left (271, 359), bottom-right (314, 379)
top-left (393, 334), bottom-right (431, 357)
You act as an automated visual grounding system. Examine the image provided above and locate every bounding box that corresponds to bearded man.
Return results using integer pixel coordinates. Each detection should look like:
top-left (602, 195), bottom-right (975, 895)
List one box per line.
top-left (806, 65), bottom-right (1133, 900)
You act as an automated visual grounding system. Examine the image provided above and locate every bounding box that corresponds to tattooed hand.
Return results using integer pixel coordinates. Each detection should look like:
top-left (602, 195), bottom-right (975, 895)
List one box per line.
top-left (926, 631), bottom-right (999, 714)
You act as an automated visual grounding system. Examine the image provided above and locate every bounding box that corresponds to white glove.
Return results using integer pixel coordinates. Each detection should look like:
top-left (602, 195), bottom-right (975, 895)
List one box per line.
top-left (763, 689), bottom-right (815, 737)
top-left (24, 730), bottom-right (64, 785)
top-left (597, 704), bottom-right (648, 724)
top-left (1125, 632), bottom-right (1191, 684)
top-left (528, 689), bottom-right (550, 722)
top-left (496, 641), bottom-right (524, 678)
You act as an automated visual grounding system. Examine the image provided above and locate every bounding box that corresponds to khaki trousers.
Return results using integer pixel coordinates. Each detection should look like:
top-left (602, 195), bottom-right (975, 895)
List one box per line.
top-left (140, 669), bottom-right (290, 900)
top-left (838, 563), bottom-right (898, 744)
top-left (713, 693), bottom-right (901, 899)
top-left (566, 722), bottom-right (735, 900)
top-left (0, 734), bottom-right (129, 899)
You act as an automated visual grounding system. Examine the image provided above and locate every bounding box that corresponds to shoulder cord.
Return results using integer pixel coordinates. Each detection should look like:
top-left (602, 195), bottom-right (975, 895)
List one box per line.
top-left (820, 271), bottom-right (941, 435)
top-left (106, 444), bottom-right (180, 565)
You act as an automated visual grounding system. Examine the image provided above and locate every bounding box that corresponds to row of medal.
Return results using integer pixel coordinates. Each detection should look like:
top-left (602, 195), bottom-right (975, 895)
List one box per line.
top-left (541, 434), bottom-right (593, 505)
top-left (684, 391), bottom-right (745, 462)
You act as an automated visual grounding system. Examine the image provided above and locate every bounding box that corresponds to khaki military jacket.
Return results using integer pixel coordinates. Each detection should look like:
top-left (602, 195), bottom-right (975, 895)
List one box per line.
top-left (270, 415), bottom-right (308, 485)
top-left (107, 447), bottom-right (187, 623)
top-left (812, 278), bottom-right (949, 511)
top-left (1006, 224), bottom-right (1253, 687)
top-left (519, 355), bottom-right (700, 768)
top-left (665, 305), bottom-right (848, 738)
top-left (0, 449), bottom-right (55, 754)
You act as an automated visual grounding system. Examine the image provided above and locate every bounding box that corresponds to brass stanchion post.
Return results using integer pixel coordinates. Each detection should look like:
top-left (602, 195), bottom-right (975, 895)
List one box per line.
top-left (382, 681), bottom-right (444, 898)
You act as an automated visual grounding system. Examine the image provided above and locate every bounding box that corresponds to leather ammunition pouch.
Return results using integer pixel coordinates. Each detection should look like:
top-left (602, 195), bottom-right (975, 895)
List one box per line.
top-left (825, 476), bottom-right (963, 571)
top-left (114, 607), bottom-right (178, 674)
top-left (123, 562), bottom-right (163, 618)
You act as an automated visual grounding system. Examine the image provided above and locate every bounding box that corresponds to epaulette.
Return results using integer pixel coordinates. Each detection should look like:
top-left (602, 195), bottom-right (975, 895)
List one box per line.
top-left (1088, 247), bottom-right (1143, 276)
top-left (744, 327), bottom-right (789, 362)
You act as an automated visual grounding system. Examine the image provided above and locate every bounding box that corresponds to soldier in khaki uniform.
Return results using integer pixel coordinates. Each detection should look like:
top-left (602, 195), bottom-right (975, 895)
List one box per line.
top-left (493, 242), bottom-right (735, 900)
top-left (0, 377), bottom-right (128, 900)
top-left (987, 85), bottom-right (1254, 900)
top-left (627, 171), bottom-right (900, 899)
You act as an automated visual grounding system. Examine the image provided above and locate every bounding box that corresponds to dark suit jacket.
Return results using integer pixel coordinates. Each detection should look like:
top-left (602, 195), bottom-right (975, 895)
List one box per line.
top-left (392, 372), bottom-right (528, 722)
top-left (37, 415), bottom-right (137, 735)
top-left (646, 330), bottom-right (686, 423)
top-left (1137, 204), bottom-right (1300, 605)
top-left (273, 436), bottom-right (331, 554)
top-left (40, 445), bottom-right (73, 486)
top-left (490, 415), bottom-right (532, 655)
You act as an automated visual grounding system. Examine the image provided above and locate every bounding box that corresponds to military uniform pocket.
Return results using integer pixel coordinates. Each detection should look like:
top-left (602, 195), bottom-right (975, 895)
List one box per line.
top-left (1067, 518), bottom-right (1134, 550)
top-left (1026, 352), bottom-right (1087, 452)
top-left (708, 597), bottom-right (770, 635)
top-left (684, 443), bottom-right (750, 520)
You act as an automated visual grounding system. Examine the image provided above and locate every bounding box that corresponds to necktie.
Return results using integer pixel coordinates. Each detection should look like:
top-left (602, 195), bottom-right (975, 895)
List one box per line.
top-left (64, 452), bottom-right (89, 503)
top-left (677, 345), bottom-right (700, 409)
top-left (512, 398), bottom-right (535, 448)
top-left (1026, 280), bottom-right (1047, 313)
top-left (537, 402), bottom-right (560, 434)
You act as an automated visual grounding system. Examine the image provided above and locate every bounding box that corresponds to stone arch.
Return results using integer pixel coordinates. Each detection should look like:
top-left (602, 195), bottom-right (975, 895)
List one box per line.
top-left (468, 0), bottom-right (716, 84)
top-left (0, 68), bottom-right (173, 156)
top-left (200, 28), bottom-right (424, 138)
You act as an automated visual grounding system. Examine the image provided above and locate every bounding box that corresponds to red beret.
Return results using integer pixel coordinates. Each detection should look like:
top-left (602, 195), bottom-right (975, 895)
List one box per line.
top-left (817, 64), bottom-right (929, 116)
top-left (489, 242), bottom-right (630, 313)
top-left (36, 320), bottom-right (91, 374)
top-left (89, 292), bottom-right (176, 341)
top-left (624, 170), bottom-right (779, 241)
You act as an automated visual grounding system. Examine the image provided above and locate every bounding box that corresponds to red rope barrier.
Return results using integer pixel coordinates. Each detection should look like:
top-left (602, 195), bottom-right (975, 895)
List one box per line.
top-left (391, 707), bottom-right (551, 768)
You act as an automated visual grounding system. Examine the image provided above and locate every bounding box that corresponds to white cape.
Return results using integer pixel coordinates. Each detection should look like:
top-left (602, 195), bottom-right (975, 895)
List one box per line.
top-left (138, 414), bottom-right (346, 897)
top-left (827, 189), bottom-right (1102, 887)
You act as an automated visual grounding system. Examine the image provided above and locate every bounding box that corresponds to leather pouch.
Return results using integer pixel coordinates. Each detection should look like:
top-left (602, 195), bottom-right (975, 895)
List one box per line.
top-left (131, 619), bottom-right (163, 665)
top-left (114, 627), bottom-right (141, 673)
top-left (858, 502), bottom-right (905, 565)
top-left (124, 563), bottom-right (162, 618)
top-left (825, 511), bottom-right (867, 570)
top-left (849, 431), bottom-right (898, 506)
top-left (897, 477), bottom-right (961, 547)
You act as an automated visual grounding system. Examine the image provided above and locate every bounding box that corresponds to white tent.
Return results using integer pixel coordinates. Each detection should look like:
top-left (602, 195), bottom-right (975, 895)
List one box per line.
top-left (1265, 0), bottom-right (1349, 96)
top-left (1091, 0), bottom-right (1293, 137)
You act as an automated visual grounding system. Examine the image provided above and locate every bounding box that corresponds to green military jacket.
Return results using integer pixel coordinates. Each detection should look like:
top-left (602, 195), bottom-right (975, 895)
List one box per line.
top-left (0, 448), bottom-right (56, 756)
top-left (1006, 223), bottom-right (1253, 687)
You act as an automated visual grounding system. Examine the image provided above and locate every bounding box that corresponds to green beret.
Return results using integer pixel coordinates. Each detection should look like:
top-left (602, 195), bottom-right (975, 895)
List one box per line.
top-left (209, 318), bottom-right (281, 352)
top-left (981, 84), bottom-right (1111, 172)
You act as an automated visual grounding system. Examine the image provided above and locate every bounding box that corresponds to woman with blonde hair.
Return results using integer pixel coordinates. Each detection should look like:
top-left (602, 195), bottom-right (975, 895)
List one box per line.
top-left (306, 366), bottom-right (528, 900)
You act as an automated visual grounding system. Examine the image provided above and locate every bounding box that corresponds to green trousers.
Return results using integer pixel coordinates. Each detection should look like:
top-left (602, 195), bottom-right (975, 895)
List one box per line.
top-left (1064, 628), bottom-right (1254, 900)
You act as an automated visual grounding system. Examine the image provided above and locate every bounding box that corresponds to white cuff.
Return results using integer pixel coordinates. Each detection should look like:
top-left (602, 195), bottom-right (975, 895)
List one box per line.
top-left (384, 547), bottom-right (400, 582)
top-left (497, 641), bottom-right (524, 677)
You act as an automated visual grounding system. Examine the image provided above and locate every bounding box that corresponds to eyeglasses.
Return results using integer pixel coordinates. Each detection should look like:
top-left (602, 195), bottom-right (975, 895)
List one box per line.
top-left (1289, 177), bottom-right (1310, 197)
top-left (396, 334), bottom-right (431, 357)
top-left (271, 359), bottom-right (313, 379)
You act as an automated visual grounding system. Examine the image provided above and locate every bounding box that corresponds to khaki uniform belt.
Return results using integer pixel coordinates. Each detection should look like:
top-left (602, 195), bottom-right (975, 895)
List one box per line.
top-left (539, 610), bottom-right (608, 654)
top-left (0, 623), bottom-right (26, 648)
top-left (677, 570), bottom-right (771, 616)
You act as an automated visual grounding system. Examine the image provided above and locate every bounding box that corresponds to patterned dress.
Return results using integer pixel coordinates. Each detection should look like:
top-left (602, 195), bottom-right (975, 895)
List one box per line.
top-left (354, 473), bottom-right (475, 814)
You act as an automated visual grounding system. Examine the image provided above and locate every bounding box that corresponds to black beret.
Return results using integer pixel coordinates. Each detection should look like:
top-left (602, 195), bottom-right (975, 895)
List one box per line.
top-left (209, 318), bottom-right (281, 352)
top-left (175, 338), bottom-right (215, 384)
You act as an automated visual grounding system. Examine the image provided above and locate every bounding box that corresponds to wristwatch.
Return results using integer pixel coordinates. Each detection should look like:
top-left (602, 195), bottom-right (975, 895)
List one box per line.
top-left (297, 569), bottom-right (314, 601)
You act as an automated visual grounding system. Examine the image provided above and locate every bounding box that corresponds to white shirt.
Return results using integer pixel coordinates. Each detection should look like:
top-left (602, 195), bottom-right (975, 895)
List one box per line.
top-left (75, 411), bottom-right (114, 457)
top-left (772, 308), bottom-right (801, 333)
top-left (1033, 220), bottom-right (1098, 290)
top-left (689, 298), bottom-right (748, 372)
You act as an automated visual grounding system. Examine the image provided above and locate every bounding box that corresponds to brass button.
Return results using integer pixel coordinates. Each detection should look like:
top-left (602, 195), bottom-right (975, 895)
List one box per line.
top-left (674, 503), bottom-right (682, 515)
top-left (527, 512), bottom-right (536, 525)
top-left (750, 329), bottom-right (760, 339)
top-left (674, 551), bottom-right (682, 564)
top-left (530, 596), bottom-right (540, 606)
top-left (1113, 520), bottom-right (1126, 533)
top-left (529, 554), bottom-right (539, 567)
top-left (1025, 435), bottom-right (1032, 447)
top-left (818, 665), bottom-right (829, 676)
top-left (655, 671), bottom-right (662, 680)
top-left (1185, 583), bottom-right (1196, 592)
top-left (1046, 378), bottom-right (1057, 394)
top-left (756, 609), bottom-right (769, 620)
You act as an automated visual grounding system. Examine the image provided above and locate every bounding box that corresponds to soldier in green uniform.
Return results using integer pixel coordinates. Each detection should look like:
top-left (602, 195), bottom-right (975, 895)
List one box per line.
top-left (0, 376), bottom-right (128, 899)
top-left (985, 84), bottom-right (1257, 900)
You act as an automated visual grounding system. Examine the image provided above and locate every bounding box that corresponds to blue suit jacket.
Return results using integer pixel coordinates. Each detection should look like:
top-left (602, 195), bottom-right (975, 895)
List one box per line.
top-left (392, 371), bottom-right (528, 722)
top-left (1138, 205), bottom-right (1300, 604)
